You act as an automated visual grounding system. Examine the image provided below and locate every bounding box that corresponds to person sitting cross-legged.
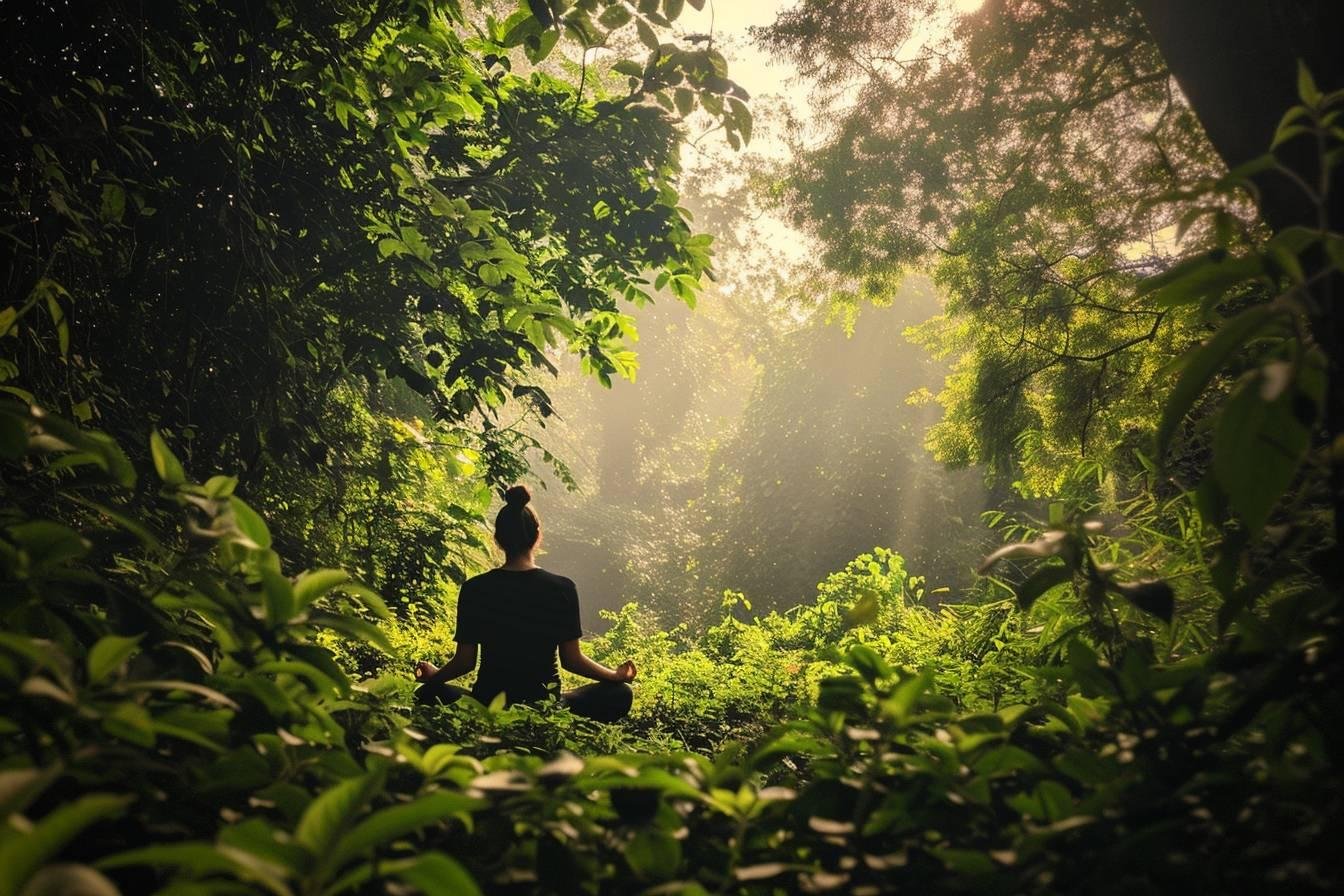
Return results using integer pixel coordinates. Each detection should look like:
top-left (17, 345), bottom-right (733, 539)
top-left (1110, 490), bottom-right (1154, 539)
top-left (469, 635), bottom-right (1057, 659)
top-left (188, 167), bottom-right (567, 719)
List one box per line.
top-left (414, 484), bottom-right (636, 723)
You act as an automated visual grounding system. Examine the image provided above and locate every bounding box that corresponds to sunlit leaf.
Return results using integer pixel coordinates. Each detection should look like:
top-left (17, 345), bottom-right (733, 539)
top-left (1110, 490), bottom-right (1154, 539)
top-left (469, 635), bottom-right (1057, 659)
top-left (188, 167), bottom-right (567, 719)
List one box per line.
top-left (86, 634), bottom-right (142, 684)
top-left (150, 430), bottom-right (186, 486)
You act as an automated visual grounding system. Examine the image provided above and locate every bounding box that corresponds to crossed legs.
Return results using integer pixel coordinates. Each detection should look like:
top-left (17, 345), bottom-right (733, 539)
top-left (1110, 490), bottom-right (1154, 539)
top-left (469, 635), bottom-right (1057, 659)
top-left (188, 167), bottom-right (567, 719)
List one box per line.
top-left (415, 679), bottom-right (633, 723)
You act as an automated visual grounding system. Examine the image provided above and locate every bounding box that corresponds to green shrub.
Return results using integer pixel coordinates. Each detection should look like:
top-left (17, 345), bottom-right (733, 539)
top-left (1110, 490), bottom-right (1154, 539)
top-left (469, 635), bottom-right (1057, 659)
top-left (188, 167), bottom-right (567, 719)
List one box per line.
top-left (2, 401), bottom-right (1339, 895)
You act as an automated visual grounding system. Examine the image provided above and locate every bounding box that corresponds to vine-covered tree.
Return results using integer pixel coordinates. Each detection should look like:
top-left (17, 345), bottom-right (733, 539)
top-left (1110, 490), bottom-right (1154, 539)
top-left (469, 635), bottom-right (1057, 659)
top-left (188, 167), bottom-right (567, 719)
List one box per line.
top-left (757, 0), bottom-right (1229, 490)
top-left (1, 0), bottom-right (746, 592)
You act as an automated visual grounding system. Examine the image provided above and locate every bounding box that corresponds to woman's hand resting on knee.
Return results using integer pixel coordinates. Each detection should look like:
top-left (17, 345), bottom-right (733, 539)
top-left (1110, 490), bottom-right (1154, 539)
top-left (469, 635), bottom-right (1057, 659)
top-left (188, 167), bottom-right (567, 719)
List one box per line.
top-left (559, 640), bottom-right (637, 684)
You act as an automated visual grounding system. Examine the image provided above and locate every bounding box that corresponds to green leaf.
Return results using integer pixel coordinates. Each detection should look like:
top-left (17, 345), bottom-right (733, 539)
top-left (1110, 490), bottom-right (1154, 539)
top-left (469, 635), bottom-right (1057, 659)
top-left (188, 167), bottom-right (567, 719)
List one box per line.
top-left (561, 11), bottom-right (599, 46)
top-left (5, 520), bottom-right (90, 570)
top-left (102, 701), bottom-right (156, 746)
top-left (120, 679), bottom-right (239, 708)
top-left (26, 407), bottom-right (135, 487)
top-left (636, 18), bottom-right (658, 50)
top-left (86, 634), bottom-right (142, 684)
top-left (100, 184), bottom-right (125, 223)
top-left (97, 842), bottom-right (235, 875)
top-left (882, 669), bottom-right (933, 723)
top-left (747, 733), bottom-right (834, 769)
top-left (45, 291), bottom-right (68, 356)
top-left (1053, 748), bottom-right (1119, 786)
top-left (599, 5), bottom-right (632, 28)
top-left (210, 842), bottom-right (295, 894)
top-left (1014, 563), bottom-right (1071, 612)
top-left (845, 643), bottom-right (890, 682)
top-left (1156, 305), bottom-right (1280, 460)
top-left (843, 592), bottom-right (879, 627)
top-left (19, 864), bottom-right (120, 896)
top-left (729, 97), bottom-right (751, 145)
top-left (0, 794), bottom-right (132, 894)
top-left (625, 828), bottom-right (681, 880)
top-left (254, 660), bottom-right (342, 697)
top-left (972, 744), bottom-right (1045, 776)
top-left (478, 263), bottom-right (502, 287)
top-left (673, 87), bottom-right (694, 117)
top-left (0, 766), bottom-right (61, 819)
top-left (330, 792), bottom-right (479, 868)
top-left (279, 645), bottom-right (350, 695)
top-left (936, 848), bottom-right (995, 875)
top-left (1036, 780), bottom-right (1074, 821)
top-left (309, 612), bottom-right (393, 652)
top-left (204, 474), bottom-right (237, 498)
top-left (500, 9), bottom-right (540, 46)
top-left (1007, 780), bottom-right (1074, 822)
top-left (525, 29), bottom-right (560, 63)
top-left (293, 569), bottom-right (350, 610)
top-left (1296, 61), bottom-right (1322, 106)
top-left (332, 582), bottom-right (392, 620)
top-left (663, 0), bottom-right (685, 20)
top-left (228, 496), bottom-right (272, 549)
top-left (295, 770), bottom-right (386, 859)
top-left (1137, 252), bottom-right (1263, 309)
top-left (261, 568), bottom-right (295, 626)
top-left (394, 852), bottom-right (482, 896)
top-left (1212, 368), bottom-right (1311, 533)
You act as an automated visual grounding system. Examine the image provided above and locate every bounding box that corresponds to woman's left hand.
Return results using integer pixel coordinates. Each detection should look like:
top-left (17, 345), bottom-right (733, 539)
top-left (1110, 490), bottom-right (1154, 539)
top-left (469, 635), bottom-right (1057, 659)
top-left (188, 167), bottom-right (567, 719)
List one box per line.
top-left (613, 660), bottom-right (637, 682)
top-left (414, 661), bottom-right (437, 681)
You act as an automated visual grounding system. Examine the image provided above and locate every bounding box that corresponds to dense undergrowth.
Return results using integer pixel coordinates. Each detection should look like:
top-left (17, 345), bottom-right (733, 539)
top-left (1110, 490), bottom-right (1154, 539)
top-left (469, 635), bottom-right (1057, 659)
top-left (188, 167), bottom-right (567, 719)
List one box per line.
top-left (340, 547), bottom-right (1078, 757)
top-left (2, 401), bottom-right (1339, 894)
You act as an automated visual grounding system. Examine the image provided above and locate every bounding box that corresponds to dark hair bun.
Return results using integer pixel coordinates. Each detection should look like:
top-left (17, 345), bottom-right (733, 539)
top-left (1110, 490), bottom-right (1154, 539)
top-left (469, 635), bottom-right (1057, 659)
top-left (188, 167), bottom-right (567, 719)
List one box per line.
top-left (503, 484), bottom-right (531, 507)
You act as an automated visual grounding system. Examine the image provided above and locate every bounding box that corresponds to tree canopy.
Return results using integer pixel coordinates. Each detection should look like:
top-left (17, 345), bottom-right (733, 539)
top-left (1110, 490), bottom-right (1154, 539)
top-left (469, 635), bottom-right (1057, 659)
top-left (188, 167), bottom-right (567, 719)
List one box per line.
top-left (3, 0), bottom-right (745, 593)
top-left (1, 1), bottom-right (1342, 894)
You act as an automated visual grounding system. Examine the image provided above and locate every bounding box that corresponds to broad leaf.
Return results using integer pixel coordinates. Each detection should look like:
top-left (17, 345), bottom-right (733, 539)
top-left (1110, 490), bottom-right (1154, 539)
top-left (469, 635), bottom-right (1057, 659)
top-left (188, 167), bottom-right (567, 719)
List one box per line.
top-left (1156, 305), bottom-right (1280, 460)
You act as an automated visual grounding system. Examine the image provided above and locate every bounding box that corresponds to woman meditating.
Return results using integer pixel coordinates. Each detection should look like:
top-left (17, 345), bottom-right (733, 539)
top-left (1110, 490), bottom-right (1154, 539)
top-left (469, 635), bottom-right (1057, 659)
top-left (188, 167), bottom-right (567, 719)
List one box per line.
top-left (414, 484), bottom-right (636, 723)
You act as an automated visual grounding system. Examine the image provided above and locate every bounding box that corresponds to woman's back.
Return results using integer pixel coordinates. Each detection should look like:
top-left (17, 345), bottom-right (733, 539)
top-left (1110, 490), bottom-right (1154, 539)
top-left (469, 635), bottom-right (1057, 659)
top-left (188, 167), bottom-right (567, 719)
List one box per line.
top-left (454, 567), bottom-right (582, 704)
top-left (414, 484), bottom-right (633, 723)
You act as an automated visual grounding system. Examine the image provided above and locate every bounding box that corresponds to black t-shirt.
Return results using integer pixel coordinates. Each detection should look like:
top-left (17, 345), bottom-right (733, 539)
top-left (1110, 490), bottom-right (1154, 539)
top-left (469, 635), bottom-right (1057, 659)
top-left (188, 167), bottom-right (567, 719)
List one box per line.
top-left (453, 567), bottom-right (583, 705)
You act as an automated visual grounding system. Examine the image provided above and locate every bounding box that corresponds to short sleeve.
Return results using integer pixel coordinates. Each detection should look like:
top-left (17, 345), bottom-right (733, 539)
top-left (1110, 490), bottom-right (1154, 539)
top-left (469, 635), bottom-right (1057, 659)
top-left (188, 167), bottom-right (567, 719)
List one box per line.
top-left (453, 580), bottom-right (485, 644)
top-left (561, 579), bottom-right (583, 642)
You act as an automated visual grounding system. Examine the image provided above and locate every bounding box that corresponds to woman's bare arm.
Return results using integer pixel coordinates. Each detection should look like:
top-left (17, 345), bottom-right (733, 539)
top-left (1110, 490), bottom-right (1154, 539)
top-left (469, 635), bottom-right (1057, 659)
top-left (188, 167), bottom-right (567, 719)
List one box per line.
top-left (558, 640), bottom-right (636, 683)
top-left (415, 642), bottom-right (478, 686)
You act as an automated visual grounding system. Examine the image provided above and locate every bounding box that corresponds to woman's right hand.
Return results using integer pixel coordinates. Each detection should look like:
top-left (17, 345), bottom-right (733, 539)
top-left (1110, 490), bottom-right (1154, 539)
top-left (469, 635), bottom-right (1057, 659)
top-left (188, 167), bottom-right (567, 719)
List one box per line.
top-left (414, 661), bottom-right (437, 681)
top-left (613, 660), bottom-right (637, 683)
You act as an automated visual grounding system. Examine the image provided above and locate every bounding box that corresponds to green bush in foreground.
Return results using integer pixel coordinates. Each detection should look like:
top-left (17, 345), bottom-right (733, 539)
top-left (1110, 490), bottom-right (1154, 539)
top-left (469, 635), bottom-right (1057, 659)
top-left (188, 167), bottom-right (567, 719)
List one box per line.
top-left (2, 398), bottom-right (1338, 895)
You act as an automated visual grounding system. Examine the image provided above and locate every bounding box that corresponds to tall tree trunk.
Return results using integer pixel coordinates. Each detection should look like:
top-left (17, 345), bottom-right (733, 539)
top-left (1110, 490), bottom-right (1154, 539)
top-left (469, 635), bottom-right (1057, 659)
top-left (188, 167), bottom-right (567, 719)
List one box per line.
top-left (1133, 0), bottom-right (1344, 567)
